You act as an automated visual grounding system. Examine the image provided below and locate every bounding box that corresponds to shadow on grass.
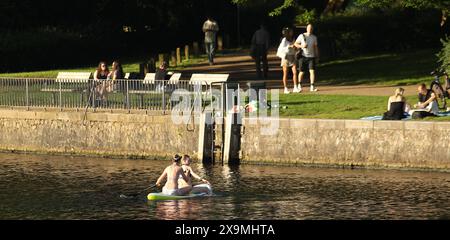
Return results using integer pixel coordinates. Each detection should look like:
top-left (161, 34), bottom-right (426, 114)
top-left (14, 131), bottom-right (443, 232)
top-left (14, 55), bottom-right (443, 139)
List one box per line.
top-left (280, 100), bottom-right (330, 105)
top-left (319, 50), bottom-right (438, 86)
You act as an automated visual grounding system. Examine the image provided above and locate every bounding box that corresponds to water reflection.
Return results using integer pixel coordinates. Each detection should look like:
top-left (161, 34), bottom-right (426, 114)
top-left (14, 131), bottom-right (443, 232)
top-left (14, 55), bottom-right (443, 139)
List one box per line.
top-left (1, 153), bottom-right (450, 220)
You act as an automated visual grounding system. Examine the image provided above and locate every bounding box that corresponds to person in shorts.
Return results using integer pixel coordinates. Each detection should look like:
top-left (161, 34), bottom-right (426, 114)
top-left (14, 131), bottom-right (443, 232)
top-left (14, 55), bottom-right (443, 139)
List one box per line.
top-left (276, 27), bottom-right (299, 94)
top-left (294, 24), bottom-right (320, 92)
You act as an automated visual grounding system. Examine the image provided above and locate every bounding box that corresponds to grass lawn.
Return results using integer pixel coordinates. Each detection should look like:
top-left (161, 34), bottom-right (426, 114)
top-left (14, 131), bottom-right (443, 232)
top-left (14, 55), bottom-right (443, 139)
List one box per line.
top-left (0, 55), bottom-right (210, 78)
top-left (2, 48), bottom-right (449, 121)
top-left (275, 93), bottom-right (450, 121)
top-left (318, 49), bottom-right (439, 86)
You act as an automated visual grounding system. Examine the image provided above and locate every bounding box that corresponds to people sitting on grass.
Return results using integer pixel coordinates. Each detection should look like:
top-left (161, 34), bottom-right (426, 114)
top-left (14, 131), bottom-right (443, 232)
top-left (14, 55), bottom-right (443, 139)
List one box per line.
top-left (411, 83), bottom-right (439, 119)
top-left (382, 88), bottom-right (409, 120)
top-left (155, 154), bottom-right (192, 196)
top-left (178, 155), bottom-right (211, 194)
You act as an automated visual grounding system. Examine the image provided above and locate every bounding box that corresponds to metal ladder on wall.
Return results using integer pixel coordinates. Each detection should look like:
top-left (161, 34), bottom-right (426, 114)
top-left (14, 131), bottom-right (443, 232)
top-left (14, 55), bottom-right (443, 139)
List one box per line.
top-left (194, 81), bottom-right (226, 164)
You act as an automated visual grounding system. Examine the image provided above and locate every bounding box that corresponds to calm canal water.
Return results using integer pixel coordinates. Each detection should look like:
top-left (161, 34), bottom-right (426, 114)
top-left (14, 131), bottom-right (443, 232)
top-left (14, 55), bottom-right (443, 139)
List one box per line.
top-left (1, 153), bottom-right (450, 220)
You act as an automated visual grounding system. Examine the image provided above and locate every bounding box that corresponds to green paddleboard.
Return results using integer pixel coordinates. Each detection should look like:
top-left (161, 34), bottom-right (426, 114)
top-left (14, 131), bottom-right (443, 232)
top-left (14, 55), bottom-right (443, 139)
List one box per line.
top-left (147, 184), bottom-right (212, 201)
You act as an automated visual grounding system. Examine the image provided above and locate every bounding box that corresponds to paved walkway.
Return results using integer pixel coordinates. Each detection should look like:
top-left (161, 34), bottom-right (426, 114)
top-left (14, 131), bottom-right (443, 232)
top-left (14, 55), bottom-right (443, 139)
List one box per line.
top-left (181, 51), bottom-right (418, 96)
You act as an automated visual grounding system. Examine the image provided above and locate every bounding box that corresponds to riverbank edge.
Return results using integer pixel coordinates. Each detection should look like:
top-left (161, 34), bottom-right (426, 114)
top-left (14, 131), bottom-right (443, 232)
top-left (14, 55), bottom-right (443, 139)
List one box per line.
top-left (0, 109), bottom-right (449, 172)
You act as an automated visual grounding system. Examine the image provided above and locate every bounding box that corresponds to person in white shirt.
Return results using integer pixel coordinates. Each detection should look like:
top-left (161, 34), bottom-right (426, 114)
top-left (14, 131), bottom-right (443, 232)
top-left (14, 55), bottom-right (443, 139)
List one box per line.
top-left (276, 27), bottom-right (299, 94)
top-left (294, 24), bottom-right (320, 92)
top-left (202, 16), bottom-right (219, 65)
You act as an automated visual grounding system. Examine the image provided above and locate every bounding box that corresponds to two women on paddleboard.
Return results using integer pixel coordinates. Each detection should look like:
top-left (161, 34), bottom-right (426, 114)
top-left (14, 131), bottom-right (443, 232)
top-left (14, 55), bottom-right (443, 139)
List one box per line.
top-left (155, 154), bottom-right (211, 196)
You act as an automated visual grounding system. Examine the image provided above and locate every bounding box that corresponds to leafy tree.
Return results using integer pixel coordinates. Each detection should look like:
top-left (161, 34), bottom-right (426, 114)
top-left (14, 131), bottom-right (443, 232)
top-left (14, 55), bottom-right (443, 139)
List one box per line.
top-left (438, 37), bottom-right (450, 71)
top-left (231, 0), bottom-right (348, 17)
top-left (355, 0), bottom-right (450, 26)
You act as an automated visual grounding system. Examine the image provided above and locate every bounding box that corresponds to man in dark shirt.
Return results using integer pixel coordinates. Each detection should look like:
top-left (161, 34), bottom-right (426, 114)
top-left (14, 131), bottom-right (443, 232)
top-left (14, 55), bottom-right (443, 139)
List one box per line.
top-left (251, 24), bottom-right (270, 79)
top-left (155, 61), bottom-right (169, 80)
top-left (155, 61), bottom-right (170, 92)
top-left (412, 83), bottom-right (439, 119)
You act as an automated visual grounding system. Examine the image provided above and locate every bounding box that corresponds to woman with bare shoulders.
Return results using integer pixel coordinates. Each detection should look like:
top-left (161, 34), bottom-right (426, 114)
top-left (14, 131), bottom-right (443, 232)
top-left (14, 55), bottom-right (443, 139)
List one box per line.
top-left (382, 88), bottom-right (408, 120)
top-left (103, 61), bottom-right (124, 95)
top-left (156, 154), bottom-right (192, 196)
top-left (178, 155), bottom-right (211, 194)
top-left (94, 61), bottom-right (109, 101)
top-left (108, 61), bottom-right (124, 80)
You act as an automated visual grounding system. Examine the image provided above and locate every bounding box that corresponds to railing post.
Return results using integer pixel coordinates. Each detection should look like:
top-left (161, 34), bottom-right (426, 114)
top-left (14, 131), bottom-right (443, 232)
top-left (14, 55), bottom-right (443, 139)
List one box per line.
top-left (126, 79), bottom-right (130, 113)
top-left (59, 81), bottom-right (62, 111)
top-left (91, 80), bottom-right (96, 111)
top-left (162, 81), bottom-right (166, 115)
top-left (26, 78), bottom-right (29, 110)
top-left (210, 83), bottom-right (213, 112)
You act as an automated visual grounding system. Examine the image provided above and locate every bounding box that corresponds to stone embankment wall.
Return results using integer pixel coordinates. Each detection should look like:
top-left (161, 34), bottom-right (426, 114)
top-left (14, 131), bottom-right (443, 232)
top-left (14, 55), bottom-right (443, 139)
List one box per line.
top-left (1, 109), bottom-right (449, 170)
top-left (0, 110), bottom-right (198, 159)
top-left (241, 118), bottom-right (450, 170)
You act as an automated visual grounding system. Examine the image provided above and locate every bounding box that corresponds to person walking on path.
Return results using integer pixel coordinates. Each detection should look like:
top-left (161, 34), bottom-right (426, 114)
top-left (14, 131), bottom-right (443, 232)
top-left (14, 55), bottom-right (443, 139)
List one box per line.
top-left (251, 24), bottom-right (270, 79)
top-left (277, 27), bottom-right (299, 94)
top-left (294, 24), bottom-right (320, 92)
top-left (202, 16), bottom-right (219, 65)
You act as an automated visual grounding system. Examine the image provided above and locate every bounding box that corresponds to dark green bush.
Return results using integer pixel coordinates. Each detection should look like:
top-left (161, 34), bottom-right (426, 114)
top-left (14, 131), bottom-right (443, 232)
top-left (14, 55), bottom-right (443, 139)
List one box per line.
top-left (315, 9), bottom-right (443, 58)
top-left (438, 36), bottom-right (450, 71)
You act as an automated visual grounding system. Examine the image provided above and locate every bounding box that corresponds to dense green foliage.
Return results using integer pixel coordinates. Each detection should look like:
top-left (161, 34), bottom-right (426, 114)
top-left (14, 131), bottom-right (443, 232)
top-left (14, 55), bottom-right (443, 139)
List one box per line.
top-left (1, 0), bottom-right (449, 73)
top-left (316, 9), bottom-right (443, 57)
top-left (438, 37), bottom-right (450, 72)
top-left (355, 0), bottom-right (450, 10)
top-left (1, 0), bottom-right (286, 72)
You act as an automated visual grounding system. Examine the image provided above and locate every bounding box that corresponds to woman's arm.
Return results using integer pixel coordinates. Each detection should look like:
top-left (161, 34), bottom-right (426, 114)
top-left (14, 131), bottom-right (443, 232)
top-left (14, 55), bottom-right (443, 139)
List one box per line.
top-left (112, 71), bottom-right (118, 80)
top-left (387, 97), bottom-right (392, 111)
top-left (189, 167), bottom-right (209, 184)
top-left (156, 168), bottom-right (167, 187)
top-left (94, 70), bottom-right (99, 80)
top-left (402, 97), bottom-right (408, 112)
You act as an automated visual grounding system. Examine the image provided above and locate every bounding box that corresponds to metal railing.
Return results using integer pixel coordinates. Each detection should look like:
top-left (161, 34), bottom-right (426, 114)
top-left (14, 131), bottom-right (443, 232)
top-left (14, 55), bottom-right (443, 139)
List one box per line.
top-left (0, 77), bottom-right (225, 114)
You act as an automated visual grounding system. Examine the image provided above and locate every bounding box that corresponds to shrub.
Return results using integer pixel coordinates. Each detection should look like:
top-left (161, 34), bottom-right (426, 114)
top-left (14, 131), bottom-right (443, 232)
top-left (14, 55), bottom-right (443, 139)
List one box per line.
top-left (438, 36), bottom-right (450, 71)
top-left (315, 9), bottom-right (442, 58)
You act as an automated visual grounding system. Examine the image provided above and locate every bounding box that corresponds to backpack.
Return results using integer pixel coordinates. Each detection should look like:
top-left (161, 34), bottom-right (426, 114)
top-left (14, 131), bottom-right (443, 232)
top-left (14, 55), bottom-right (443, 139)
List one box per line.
top-left (295, 34), bottom-right (305, 60)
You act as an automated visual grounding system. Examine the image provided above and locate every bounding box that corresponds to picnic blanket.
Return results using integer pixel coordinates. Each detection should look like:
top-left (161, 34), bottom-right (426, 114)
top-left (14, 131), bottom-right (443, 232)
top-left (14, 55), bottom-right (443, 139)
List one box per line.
top-left (436, 111), bottom-right (450, 117)
top-left (360, 111), bottom-right (450, 120)
top-left (360, 115), bottom-right (411, 121)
